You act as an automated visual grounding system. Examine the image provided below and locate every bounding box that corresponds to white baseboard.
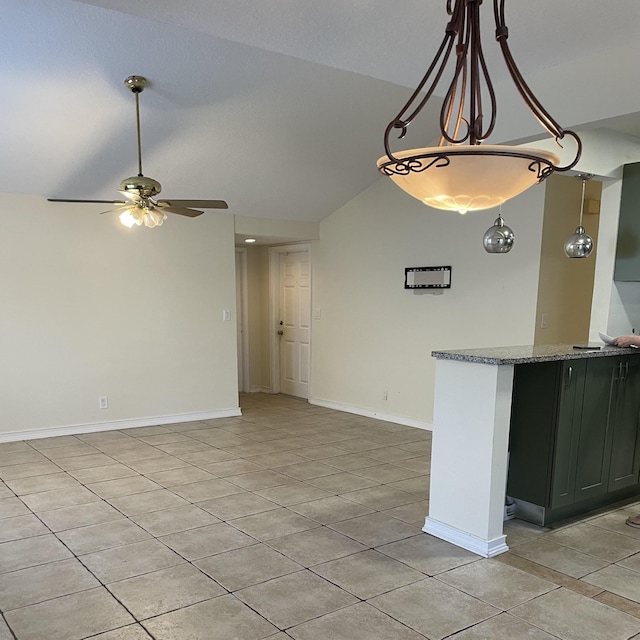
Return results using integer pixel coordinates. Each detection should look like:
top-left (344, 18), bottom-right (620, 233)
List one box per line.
top-left (0, 408), bottom-right (242, 443)
top-left (423, 516), bottom-right (509, 558)
top-left (249, 386), bottom-right (272, 394)
top-left (308, 397), bottom-right (432, 431)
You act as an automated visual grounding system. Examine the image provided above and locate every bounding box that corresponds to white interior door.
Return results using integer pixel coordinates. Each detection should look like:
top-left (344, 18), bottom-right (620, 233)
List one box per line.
top-left (279, 250), bottom-right (310, 398)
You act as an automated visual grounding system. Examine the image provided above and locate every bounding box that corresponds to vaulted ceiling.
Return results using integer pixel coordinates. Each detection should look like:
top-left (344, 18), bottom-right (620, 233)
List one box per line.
top-left (3, 1), bottom-right (640, 223)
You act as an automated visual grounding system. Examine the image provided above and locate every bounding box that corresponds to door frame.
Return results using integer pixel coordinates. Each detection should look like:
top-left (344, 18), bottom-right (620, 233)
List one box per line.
top-left (268, 243), bottom-right (312, 395)
top-left (235, 248), bottom-right (250, 394)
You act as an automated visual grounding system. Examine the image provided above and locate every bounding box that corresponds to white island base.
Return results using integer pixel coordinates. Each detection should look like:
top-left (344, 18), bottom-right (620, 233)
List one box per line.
top-left (423, 357), bottom-right (514, 558)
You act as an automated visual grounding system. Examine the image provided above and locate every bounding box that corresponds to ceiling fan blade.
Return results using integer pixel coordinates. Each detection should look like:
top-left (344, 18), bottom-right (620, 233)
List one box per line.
top-left (98, 205), bottom-right (132, 216)
top-left (159, 205), bottom-right (204, 217)
top-left (157, 199), bottom-right (228, 210)
top-left (48, 198), bottom-right (126, 204)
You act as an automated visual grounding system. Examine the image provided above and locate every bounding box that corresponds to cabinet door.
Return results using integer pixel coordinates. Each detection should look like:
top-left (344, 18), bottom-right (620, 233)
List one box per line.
top-left (609, 357), bottom-right (640, 490)
top-left (550, 361), bottom-right (585, 508)
top-left (573, 358), bottom-right (615, 501)
top-left (614, 162), bottom-right (640, 281)
top-left (507, 362), bottom-right (560, 506)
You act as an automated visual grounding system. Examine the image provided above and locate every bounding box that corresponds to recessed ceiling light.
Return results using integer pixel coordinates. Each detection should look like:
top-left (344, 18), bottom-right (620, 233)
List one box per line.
top-left (244, 238), bottom-right (256, 243)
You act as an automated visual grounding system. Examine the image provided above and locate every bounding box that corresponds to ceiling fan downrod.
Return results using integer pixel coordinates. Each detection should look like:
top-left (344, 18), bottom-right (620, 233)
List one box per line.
top-left (124, 75), bottom-right (147, 178)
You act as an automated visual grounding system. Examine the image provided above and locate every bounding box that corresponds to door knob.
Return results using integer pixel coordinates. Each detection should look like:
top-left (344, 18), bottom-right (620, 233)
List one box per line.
top-left (277, 330), bottom-right (284, 336)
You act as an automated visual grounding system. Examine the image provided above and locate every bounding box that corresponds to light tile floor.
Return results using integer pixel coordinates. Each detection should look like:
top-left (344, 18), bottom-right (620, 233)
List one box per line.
top-left (2, 394), bottom-right (640, 638)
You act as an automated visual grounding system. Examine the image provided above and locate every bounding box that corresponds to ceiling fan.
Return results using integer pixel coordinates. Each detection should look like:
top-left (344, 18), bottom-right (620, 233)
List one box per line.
top-left (48, 75), bottom-right (228, 228)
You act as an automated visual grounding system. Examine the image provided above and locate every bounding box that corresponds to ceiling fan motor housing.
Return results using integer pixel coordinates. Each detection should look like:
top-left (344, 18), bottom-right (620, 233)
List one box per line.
top-left (119, 175), bottom-right (162, 197)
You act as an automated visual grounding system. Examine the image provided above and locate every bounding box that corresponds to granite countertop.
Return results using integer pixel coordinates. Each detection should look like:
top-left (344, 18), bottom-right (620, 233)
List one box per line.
top-left (431, 344), bottom-right (640, 365)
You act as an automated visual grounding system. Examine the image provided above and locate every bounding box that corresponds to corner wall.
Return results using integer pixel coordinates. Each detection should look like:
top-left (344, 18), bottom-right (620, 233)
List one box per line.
top-left (246, 245), bottom-right (272, 391)
top-left (0, 194), bottom-right (239, 439)
top-left (534, 175), bottom-right (600, 345)
top-left (311, 177), bottom-right (546, 425)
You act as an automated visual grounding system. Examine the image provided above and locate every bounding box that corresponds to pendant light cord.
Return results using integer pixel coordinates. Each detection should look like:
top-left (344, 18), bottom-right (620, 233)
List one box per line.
top-left (578, 178), bottom-right (586, 228)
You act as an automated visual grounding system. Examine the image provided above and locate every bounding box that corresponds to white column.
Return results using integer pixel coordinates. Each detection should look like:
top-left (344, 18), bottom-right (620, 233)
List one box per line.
top-left (423, 358), bottom-right (514, 557)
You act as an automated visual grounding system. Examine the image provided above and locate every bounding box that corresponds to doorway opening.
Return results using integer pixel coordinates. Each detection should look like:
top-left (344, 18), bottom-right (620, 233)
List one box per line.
top-left (234, 240), bottom-right (312, 404)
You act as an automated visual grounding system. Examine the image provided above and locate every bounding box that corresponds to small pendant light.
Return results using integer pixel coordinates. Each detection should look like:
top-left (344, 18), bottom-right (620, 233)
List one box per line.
top-left (564, 174), bottom-right (594, 259)
top-left (483, 208), bottom-right (515, 253)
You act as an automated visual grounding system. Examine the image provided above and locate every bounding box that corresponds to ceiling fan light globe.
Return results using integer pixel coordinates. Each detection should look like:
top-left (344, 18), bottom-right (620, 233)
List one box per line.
top-left (119, 210), bottom-right (137, 228)
top-left (146, 208), bottom-right (166, 227)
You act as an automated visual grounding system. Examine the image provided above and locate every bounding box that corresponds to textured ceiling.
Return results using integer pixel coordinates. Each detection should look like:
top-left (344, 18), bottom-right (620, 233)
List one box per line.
top-left (2, 0), bottom-right (640, 223)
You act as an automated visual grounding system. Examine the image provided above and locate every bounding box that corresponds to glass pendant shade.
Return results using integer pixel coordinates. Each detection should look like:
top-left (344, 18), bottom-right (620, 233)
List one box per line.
top-left (564, 226), bottom-right (593, 258)
top-left (378, 146), bottom-right (560, 214)
top-left (483, 214), bottom-right (515, 253)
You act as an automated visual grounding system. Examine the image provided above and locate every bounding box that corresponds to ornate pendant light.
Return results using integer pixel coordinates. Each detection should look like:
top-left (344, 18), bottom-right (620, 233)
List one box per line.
top-left (564, 174), bottom-right (594, 259)
top-left (377, 0), bottom-right (582, 213)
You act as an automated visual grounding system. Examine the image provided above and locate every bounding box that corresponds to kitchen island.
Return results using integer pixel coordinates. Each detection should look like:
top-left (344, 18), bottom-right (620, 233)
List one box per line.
top-left (424, 344), bottom-right (640, 558)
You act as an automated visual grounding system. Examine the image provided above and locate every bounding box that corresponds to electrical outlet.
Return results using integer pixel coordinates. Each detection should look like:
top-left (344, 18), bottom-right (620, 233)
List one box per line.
top-left (99, 396), bottom-right (109, 410)
top-left (383, 390), bottom-right (388, 401)
top-left (540, 313), bottom-right (548, 329)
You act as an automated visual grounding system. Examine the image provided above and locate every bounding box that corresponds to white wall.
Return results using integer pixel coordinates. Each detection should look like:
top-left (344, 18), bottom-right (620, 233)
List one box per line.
top-left (235, 217), bottom-right (319, 242)
top-left (311, 177), bottom-right (546, 425)
top-left (0, 194), bottom-right (239, 439)
top-left (608, 282), bottom-right (640, 337)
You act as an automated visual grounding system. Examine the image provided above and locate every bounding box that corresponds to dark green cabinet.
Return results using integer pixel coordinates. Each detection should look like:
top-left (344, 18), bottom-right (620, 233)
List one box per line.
top-left (614, 162), bottom-right (640, 281)
top-left (550, 360), bottom-right (586, 508)
top-left (608, 357), bottom-right (640, 490)
top-left (571, 357), bottom-right (616, 502)
top-left (508, 354), bottom-right (640, 525)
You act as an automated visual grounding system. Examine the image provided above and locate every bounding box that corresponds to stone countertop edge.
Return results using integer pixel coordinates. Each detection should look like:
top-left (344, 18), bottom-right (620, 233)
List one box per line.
top-left (431, 344), bottom-right (640, 365)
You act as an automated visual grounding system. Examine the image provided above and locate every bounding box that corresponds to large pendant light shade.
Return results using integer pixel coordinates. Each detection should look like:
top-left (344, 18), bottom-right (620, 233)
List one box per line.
top-left (379, 146), bottom-right (560, 213)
